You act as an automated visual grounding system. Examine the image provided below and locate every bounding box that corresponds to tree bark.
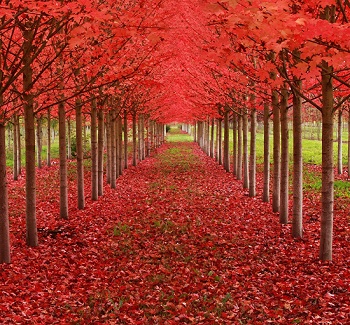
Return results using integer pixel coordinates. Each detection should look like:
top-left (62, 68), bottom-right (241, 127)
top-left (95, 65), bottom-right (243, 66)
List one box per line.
top-left (272, 86), bottom-right (281, 213)
top-left (47, 109), bottom-right (51, 167)
top-left (97, 109), bottom-right (104, 196)
top-left (124, 110), bottom-right (128, 169)
top-left (91, 99), bottom-right (98, 200)
top-left (58, 101), bottom-right (68, 219)
top-left (263, 103), bottom-right (270, 202)
top-left (320, 61), bottom-right (334, 261)
top-left (249, 108), bottom-right (256, 197)
top-left (237, 111), bottom-right (242, 180)
top-left (17, 115), bottom-right (21, 175)
top-left (232, 113), bottom-right (237, 177)
top-left (210, 118), bottom-right (214, 158)
top-left (0, 121), bottom-right (10, 263)
top-left (23, 27), bottom-right (38, 247)
top-left (243, 109), bottom-right (249, 189)
top-left (67, 117), bottom-right (72, 160)
top-left (36, 117), bottom-right (43, 169)
top-left (76, 100), bottom-right (85, 209)
top-left (110, 110), bottom-right (116, 189)
top-left (292, 78), bottom-right (303, 238)
top-left (280, 87), bottom-right (289, 224)
top-left (13, 115), bottom-right (18, 181)
top-left (338, 109), bottom-right (343, 175)
top-left (223, 107), bottom-right (230, 172)
top-left (132, 111), bottom-right (137, 167)
top-left (218, 119), bottom-right (222, 165)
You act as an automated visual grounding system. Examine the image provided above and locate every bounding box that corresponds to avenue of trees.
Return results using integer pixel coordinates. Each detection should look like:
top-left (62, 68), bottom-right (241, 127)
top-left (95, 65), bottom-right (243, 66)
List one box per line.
top-left (1, 0), bottom-right (350, 263)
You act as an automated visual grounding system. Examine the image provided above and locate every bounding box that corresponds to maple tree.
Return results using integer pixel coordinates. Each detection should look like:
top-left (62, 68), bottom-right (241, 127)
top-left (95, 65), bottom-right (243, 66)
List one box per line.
top-left (0, 6), bottom-right (349, 325)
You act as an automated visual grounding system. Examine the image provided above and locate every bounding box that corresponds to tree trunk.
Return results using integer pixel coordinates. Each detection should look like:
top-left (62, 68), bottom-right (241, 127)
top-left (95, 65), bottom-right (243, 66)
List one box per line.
top-left (76, 100), bottom-right (85, 209)
top-left (23, 27), bottom-right (38, 247)
top-left (249, 108), bottom-right (256, 197)
top-left (36, 117), bottom-right (42, 169)
top-left (0, 120), bottom-right (10, 263)
top-left (106, 112), bottom-right (111, 184)
top-left (17, 115), bottom-right (21, 175)
top-left (338, 109), bottom-right (343, 175)
top-left (132, 112), bottom-right (137, 167)
top-left (263, 103), bottom-right (270, 202)
top-left (91, 99), bottom-right (98, 200)
top-left (237, 112), bottom-right (242, 180)
top-left (243, 109), bottom-right (249, 189)
top-left (67, 117), bottom-right (72, 160)
top-left (292, 78), bottom-right (303, 238)
top-left (272, 87), bottom-right (281, 213)
top-left (13, 115), bottom-right (18, 181)
top-left (232, 113), bottom-right (237, 177)
top-left (97, 109), bottom-right (104, 196)
top-left (117, 114), bottom-right (123, 175)
top-left (210, 118), bottom-right (214, 158)
top-left (47, 109), bottom-right (51, 167)
top-left (320, 61), bottom-right (334, 261)
top-left (110, 110), bottom-right (116, 189)
top-left (58, 101), bottom-right (68, 219)
top-left (348, 112), bottom-right (350, 178)
top-left (124, 110), bottom-right (128, 169)
top-left (223, 107), bottom-right (230, 172)
top-left (218, 119), bottom-right (222, 165)
top-left (280, 87), bottom-right (289, 224)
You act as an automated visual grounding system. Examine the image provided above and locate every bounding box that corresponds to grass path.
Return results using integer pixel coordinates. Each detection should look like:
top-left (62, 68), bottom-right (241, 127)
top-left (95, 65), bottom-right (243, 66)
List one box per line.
top-left (1, 131), bottom-right (349, 324)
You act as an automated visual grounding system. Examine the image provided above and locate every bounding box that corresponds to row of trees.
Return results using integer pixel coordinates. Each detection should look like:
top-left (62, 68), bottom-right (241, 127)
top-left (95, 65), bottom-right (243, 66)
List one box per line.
top-left (1, 0), bottom-right (350, 263)
top-left (180, 1), bottom-right (350, 261)
top-left (0, 0), bottom-right (172, 263)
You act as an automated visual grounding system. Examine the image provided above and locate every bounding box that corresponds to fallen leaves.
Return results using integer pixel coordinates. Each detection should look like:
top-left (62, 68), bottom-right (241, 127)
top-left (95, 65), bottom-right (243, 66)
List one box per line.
top-left (0, 140), bottom-right (349, 324)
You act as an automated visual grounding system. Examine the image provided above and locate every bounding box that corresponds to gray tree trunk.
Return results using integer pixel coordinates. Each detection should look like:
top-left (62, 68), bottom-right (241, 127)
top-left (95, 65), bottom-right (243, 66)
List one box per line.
top-left (249, 108), bottom-right (256, 197)
top-left (263, 103), bottom-right (270, 202)
top-left (292, 78), bottom-right (303, 238)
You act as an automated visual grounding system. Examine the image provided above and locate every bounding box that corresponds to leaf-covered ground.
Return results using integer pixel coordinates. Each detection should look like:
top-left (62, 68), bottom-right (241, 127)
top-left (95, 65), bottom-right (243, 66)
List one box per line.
top-left (1, 134), bottom-right (349, 324)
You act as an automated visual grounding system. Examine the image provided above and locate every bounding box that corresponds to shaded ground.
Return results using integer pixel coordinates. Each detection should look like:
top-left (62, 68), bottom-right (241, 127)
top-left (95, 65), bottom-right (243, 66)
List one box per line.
top-left (1, 132), bottom-right (349, 324)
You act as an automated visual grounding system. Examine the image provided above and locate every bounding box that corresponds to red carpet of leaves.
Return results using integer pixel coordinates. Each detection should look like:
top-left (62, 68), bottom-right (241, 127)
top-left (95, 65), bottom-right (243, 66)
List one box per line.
top-left (1, 138), bottom-right (349, 324)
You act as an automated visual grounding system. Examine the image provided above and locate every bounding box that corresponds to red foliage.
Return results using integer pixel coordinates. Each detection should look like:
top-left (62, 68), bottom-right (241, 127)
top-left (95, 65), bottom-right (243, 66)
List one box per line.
top-left (1, 141), bottom-right (349, 324)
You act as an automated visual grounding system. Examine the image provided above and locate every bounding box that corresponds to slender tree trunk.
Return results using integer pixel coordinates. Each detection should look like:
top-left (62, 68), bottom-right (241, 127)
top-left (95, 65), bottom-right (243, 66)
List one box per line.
top-left (58, 101), bottom-right (68, 219)
top-left (13, 115), bottom-right (18, 181)
top-left (263, 103), bottom-right (270, 202)
top-left (272, 87), bottom-right (281, 213)
top-left (116, 112), bottom-right (121, 178)
top-left (132, 112), bottom-right (137, 167)
top-left (237, 112), bottom-right (243, 180)
top-left (280, 87), bottom-right (289, 224)
top-left (243, 109), bottom-right (249, 189)
top-left (292, 79), bottom-right (303, 238)
top-left (97, 109), bottom-right (104, 196)
top-left (106, 112), bottom-right (111, 184)
top-left (348, 112), bottom-right (350, 178)
top-left (338, 109), bottom-right (343, 175)
top-left (17, 115), bottom-right (21, 175)
top-left (47, 109), bottom-right (51, 167)
top-left (118, 114), bottom-right (123, 175)
top-left (36, 117), bottom-right (42, 169)
top-left (91, 99), bottom-right (98, 200)
top-left (67, 117), bottom-right (72, 160)
top-left (124, 110), bottom-right (128, 169)
top-left (233, 113), bottom-right (237, 176)
top-left (76, 100), bottom-right (85, 209)
top-left (23, 28), bottom-right (37, 247)
top-left (110, 110), bottom-right (116, 189)
top-left (223, 108), bottom-right (230, 172)
top-left (320, 61), bottom-right (334, 261)
top-left (210, 118), bottom-right (214, 158)
top-left (218, 119), bottom-right (222, 165)
top-left (0, 118), bottom-right (10, 262)
top-left (249, 108), bottom-right (256, 197)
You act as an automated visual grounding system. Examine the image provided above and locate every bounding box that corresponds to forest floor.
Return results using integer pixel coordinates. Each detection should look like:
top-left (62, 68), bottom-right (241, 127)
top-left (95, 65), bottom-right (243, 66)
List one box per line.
top-left (1, 130), bottom-right (349, 324)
